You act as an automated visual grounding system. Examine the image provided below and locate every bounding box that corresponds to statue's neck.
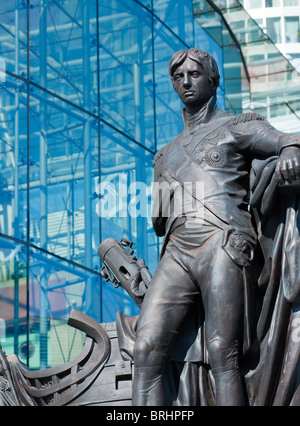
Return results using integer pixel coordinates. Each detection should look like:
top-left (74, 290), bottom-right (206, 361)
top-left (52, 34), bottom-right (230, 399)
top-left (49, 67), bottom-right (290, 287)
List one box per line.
top-left (182, 96), bottom-right (216, 132)
top-left (184, 104), bottom-right (207, 127)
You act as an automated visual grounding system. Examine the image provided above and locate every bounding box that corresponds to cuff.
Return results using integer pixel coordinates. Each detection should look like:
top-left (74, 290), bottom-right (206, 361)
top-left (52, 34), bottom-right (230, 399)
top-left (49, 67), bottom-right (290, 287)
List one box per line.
top-left (278, 134), bottom-right (300, 153)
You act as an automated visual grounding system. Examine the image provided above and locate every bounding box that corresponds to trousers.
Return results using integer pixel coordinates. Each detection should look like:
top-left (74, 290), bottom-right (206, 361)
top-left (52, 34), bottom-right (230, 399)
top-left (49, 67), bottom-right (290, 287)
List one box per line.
top-left (132, 217), bottom-right (246, 406)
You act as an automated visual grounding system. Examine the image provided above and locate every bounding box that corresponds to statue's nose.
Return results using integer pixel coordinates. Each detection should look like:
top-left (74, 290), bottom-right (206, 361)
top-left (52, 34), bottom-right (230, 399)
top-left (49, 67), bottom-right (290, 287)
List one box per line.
top-left (183, 75), bottom-right (192, 89)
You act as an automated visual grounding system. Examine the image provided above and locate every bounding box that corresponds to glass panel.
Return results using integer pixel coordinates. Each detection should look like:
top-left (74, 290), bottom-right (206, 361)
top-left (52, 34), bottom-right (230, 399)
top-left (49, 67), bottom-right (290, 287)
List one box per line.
top-left (283, 0), bottom-right (299, 5)
top-left (102, 280), bottom-right (140, 323)
top-left (99, 122), bottom-right (158, 275)
top-left (285, 17), bottom-right (300, 43)
top-left (225, 15), bottom-right (265, 46)
top-left (193, 21), bottom-right (226, 110)
top-left (255, 18), bottom-right (263, 28)
top-left (98, 0), bottom-right (155, 150)
top-left (0, 74), bottom-right (28, 241)
top-left (0, 0), bottom-right (28, 78)
top-left (28, 247), bottom-right (101, 369)
top-left (266, 17), bottom-right (282, 44)
top-left (223, 45), bottom-right (250, 113)
top-left (266, 0), bottom-right (281, 6)
top-left (192, 0), bottom-right (300, 129)
top-left (290, 54), bottom-right (300, 72)
top-left (245, 0), bottom-right (263, 8)
top-left (29, 0), bottom-right (98, 115)
top-left (29, 86), bottom-right (100, 270)
top-left (153, 19), bottom-right (187, 150)
top-left (137, 0), bottom-right (152, 9)
top-left (194, 11), bottom-right (224, 46)
top-left (0, 236), bottom-right (27, 360)
top-left (153, 0), bottom-right (194, 46)
top-left (207, 0), bottom-right (244, 10)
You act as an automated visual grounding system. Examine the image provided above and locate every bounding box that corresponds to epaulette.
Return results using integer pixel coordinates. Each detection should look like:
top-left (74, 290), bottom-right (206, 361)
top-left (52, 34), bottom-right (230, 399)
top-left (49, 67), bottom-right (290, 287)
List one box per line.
top-left (231, 112), bottom-right (266, 125)
top-left (152, 149), bottom-right (164, 166)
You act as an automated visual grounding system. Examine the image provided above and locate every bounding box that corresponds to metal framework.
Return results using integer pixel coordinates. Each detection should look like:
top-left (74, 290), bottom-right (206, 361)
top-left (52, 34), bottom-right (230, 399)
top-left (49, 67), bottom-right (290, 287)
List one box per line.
top-left (4, 0), bottom-right (296, 370)
top-left (0, 0), bottom-right (209, 369)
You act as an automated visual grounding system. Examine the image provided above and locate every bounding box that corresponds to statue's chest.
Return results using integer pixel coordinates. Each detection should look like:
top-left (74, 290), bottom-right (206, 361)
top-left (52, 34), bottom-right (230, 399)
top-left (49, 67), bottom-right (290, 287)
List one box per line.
top-left (165, 121), bottom-right (236, 176)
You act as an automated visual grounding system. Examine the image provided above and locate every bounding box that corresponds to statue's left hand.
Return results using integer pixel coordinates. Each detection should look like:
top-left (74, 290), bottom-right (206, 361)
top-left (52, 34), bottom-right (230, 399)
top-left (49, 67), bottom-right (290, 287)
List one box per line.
top-left (275, 146), bottom-right (300, 184)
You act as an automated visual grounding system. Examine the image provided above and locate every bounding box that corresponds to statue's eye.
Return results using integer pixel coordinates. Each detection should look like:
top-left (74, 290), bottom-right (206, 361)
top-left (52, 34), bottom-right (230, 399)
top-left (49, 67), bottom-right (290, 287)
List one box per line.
top-left (174, 74), bottom-right (183, 81)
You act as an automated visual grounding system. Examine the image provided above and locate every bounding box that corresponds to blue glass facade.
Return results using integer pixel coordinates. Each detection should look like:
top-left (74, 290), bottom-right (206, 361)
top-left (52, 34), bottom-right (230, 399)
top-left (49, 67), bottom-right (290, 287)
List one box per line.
top-left (0, 0), bottom-right (224, 369)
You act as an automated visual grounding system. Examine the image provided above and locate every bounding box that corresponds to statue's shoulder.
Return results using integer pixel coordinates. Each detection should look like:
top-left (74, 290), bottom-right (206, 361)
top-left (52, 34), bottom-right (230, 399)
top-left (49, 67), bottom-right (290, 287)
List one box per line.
top-left (152, 136), bottom-right (178, 166)
top-left (230, 111), bottom-right (267, 126)
top-left (215, 108), bottom-right (267, 126)
top-left (152, 146), bottom-right (165, 166)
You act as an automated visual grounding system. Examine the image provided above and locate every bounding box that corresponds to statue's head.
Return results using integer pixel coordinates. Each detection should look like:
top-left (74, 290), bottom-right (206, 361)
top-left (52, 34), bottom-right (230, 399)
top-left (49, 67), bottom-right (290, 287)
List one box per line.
top-left (169, 48), bottom-right (220, 108)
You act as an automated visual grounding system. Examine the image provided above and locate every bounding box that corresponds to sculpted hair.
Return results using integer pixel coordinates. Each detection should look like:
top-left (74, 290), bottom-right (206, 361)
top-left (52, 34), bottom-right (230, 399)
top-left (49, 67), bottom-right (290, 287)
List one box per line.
top-left (168, 48), bottom-right (220, 91)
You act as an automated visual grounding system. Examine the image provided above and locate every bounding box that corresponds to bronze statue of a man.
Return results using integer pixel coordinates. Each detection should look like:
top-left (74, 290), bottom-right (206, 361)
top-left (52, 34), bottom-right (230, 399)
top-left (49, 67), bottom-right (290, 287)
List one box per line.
top-left (132, 48), bottom-right (300, 406)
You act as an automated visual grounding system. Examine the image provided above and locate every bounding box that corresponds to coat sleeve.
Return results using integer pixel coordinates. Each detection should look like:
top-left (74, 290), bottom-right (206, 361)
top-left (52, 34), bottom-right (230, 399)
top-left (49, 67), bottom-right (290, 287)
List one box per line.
top-left (231, 113), bottom-right (300, 157)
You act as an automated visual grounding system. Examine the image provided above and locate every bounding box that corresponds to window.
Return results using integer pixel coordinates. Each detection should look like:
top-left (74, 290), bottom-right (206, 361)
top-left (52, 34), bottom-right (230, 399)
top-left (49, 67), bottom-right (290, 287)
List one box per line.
top-left (255, 18), bottom-right (263, 27)
top-left (285, 17), bottom-right (300, 43)
top-left (266, 17), bottom-right (282, 43)
top-left (283, 0), bottom-right (299, 6)
top-left (247, 0), bottom-right (263, 8)
top-left (266, 0), bottom-right (281, 6)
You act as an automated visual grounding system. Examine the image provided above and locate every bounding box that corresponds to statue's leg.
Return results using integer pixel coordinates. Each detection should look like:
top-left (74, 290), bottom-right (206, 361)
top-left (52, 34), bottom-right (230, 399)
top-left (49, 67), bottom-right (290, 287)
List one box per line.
top-left (199, 246), bottom-right (245, 406)
top-left (132, 255), bottom-right (199, 406)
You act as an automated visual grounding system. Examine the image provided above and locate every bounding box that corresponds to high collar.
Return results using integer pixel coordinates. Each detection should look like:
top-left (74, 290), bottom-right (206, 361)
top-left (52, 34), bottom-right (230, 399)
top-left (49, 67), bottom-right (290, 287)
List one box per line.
top-left (182, 96), bottom-right (217, 133)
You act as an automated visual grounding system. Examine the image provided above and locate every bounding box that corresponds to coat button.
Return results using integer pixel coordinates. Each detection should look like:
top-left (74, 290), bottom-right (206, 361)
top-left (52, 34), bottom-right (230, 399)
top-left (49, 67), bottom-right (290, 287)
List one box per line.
top-left (210, 151), bottom-right (221, 161)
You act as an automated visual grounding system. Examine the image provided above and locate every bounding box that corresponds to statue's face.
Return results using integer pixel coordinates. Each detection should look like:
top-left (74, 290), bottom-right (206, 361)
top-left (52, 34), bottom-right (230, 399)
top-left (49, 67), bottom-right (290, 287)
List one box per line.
top-left (171, 57), bottom-right (215, 108)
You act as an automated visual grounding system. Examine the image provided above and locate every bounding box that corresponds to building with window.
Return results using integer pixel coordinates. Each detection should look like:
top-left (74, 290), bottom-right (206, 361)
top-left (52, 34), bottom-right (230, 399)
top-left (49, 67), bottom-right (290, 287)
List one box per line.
top-left (0, 0), bottom-right (299, 371)
top-left (242, 0), bottom-right (300, 71)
